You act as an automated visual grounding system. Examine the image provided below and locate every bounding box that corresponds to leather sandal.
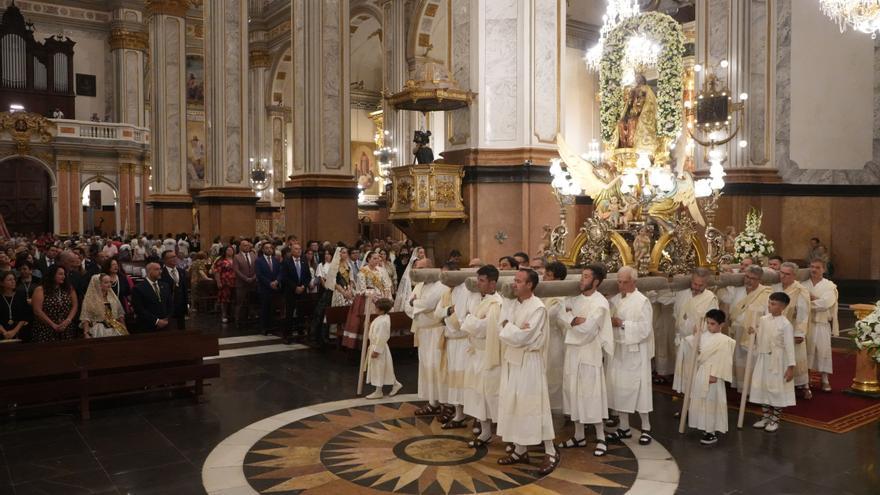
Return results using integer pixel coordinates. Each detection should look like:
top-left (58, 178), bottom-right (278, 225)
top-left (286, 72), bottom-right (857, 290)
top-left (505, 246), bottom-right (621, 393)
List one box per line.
top-left (538, 451), bottom-right (561, 475)
top-left (497, 451), bottom-right (530, 465)
top-left (556, 437), bottom-right (587, 449)
top-left (413, 404), bottom-right (441, 416)
top-left (505, 443), bottom-right (515, 454)
top-left (593, 440), bottom-right (608, 457)
top-left (467, 436), bottom-right (492, 448)
top-left (639, 431), bottom-right (653, 445)
top-left (441, 418), bottom-right (468, 430)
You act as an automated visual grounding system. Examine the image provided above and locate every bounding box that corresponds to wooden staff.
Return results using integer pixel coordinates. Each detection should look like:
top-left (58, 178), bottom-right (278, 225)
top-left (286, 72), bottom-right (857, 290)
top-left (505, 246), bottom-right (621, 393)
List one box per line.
top-left (678, 318), bottom-right (704, 433)
top-left (356, 297), bottom-right (374, 396)
top-left (737, 312), bottom-right (760, 429)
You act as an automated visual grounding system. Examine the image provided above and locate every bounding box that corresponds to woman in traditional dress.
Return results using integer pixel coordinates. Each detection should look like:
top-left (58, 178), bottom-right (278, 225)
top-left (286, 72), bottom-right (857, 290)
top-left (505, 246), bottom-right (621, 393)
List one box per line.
top-left (392, 246), bottom-right (424, 312)
top-left (355, 251), bottom-right (393, 300)
top-left (377, 248), bottom-right (398, 296)
top-left (213, 246), bottom-right (237, 323)
top-left (80, 273), bottom-right (128, 338)
top-left (0, 271), bottom-right (29, 341)
top-left (31, 265), bottom-right (78, 342)
top-left (103, 257), bottom-right (133, 314)
top-left (329, 247), bottom-right (354, 307)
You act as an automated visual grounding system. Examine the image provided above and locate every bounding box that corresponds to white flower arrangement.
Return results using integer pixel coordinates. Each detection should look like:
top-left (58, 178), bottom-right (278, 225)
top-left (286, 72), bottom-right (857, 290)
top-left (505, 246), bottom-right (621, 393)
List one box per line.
top-left (854, 302), bottom-right (880, 364)
top-left (599, 11), bottom-right (686, 144)
top-left (733, 208), bottom-right (775, 262)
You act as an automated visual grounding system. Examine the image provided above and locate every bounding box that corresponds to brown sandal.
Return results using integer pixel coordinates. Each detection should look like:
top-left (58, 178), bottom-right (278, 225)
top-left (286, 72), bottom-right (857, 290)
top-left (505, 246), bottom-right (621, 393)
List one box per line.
top-left (441, 418), bottom-right (468, 430)
top-left (414, 404), bottom-right (441, 416)
top-left (497, 451), bottom-right (530, 465)
top-left (538, 451), bottom-right (561, 475)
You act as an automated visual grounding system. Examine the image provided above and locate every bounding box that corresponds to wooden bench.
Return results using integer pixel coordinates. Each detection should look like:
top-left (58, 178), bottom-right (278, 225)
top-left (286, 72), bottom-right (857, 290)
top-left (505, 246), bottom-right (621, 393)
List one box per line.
top-left (0, 331), bottom-right (219, 419)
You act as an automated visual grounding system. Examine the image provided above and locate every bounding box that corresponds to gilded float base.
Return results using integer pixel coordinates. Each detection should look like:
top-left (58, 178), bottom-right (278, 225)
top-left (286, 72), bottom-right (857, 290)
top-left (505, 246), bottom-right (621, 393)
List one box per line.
top-left (844, 349), bottom-right (880, 399)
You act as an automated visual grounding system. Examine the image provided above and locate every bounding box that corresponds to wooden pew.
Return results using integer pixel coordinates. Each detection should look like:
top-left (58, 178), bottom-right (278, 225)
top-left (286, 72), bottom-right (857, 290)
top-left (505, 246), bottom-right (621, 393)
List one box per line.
top-left (0, 331), bottom-right (219, 419)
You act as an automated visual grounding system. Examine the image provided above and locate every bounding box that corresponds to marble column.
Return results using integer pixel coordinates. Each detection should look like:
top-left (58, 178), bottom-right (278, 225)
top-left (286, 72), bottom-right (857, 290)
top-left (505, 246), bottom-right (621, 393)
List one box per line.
top-left (382, 0), bottom-right (407, 168)
top-left (109, 6), bottom-right (148, 126)
top-left (145, 0), bottom-right (192, 233)
top-left (69, 161), bottom-right (82, 234)
top-left (197, 0), bottom-right (257, 242)
top-left (56, 162), bottom-right (70, 236)
top-left (282, 0), bottom-right (356, 243)
top-left (437, 0), bottom-right (565, 263)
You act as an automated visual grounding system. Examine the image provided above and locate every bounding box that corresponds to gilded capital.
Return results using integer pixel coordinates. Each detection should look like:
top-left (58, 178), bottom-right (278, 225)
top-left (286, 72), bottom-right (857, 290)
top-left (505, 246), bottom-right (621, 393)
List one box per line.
top-left (146, 0), bottom-right (189, 17)
top-left (249, 49), bottom-right (271, 69)
top-left (110, 28), bottom-right (149, 52)
top-left (57, 161), bottom-right (69, 172)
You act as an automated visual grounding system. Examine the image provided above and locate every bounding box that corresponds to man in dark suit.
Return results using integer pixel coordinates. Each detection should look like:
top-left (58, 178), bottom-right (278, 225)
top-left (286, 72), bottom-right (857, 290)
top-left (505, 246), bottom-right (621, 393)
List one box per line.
top-left (254, 241), bottom-right (281, 335)
top-left (36, 245), bottom-right (60, 276)
top-left (160, 250), bottom-right (189, 330)
top-left (132, 262), bottom-right (171, 332)
top-left (279, 241), bottom-right (311, 344)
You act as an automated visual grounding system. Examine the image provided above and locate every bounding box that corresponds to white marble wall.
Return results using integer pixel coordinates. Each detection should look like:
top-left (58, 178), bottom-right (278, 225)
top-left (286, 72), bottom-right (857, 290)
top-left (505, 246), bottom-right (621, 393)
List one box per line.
top-left (291, 0), bottom-right (305, 173)
top-left (447, 0), bottom-right (471, 147)
top-left (149, 14), bottom-right (187, 194)
top-left (532, 0), bottom-right (559, 143)
top-left (748, 0), bottom-right (769, 165)
top-left (483, 0), bottom-right (519, 143)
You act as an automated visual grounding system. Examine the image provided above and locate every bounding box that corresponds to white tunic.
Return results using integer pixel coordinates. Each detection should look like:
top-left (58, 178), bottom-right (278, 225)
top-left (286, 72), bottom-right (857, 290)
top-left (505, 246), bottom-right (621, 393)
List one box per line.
top-left (543, 296), bottom-right (567, 412)
top-left (749, 315), bottom-right (797, 408)
top-left (559, 292), bottom-right (613, 424)
top-left (367, 314), bottom-right (396, 386)
top-left (686, 331), bottom-right (735, 433)
top-left (719, 285), bottom-right (770, 391)
top-left (497, 295), bottom-right (555, 446)
top-left (773, 281), bottom-right (811, 386)
top-left (672, 289), bottom-right (718, 392)
top-left (406, 281), bottom-right (447, 402)
top-left (435, 283), bottom-right (480, 405)
top-left (461, 292), bottom-right (504, 421)
top-left (650, 289), bottom-right (677, 377)
top-left (606, 289), bottom-right (654, 414)
top-left (804, 278), bottom-right (838, 374)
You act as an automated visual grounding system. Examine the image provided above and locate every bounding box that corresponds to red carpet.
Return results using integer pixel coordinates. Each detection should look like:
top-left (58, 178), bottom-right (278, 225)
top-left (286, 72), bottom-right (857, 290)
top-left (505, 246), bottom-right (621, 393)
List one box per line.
top-left (655, 350), bottom-right (880, 433)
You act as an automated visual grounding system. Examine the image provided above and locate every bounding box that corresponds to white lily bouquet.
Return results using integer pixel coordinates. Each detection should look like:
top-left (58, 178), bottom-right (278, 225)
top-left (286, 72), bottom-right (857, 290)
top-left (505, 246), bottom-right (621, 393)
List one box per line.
top-left (854, 302), bottom-right (880, 364)
top-left (734, 208), bottom-right (775, 262)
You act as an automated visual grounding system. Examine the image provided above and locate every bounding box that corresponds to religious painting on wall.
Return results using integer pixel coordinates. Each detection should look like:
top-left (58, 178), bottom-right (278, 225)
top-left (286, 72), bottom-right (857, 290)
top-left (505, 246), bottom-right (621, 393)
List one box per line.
top-left (75, 74), bottom-right (96, 97)
top-left (351, 141), bottom-right (379, 195)
top-left (186, 119), bottom-right (206, 189)
top-left (185, 55), bottom-right (204, 106)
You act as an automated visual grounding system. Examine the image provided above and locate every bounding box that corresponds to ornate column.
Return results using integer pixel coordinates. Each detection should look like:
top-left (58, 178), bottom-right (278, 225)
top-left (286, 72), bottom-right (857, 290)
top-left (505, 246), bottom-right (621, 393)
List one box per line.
top-left (68, 161), bottom-right (82, 234)
top-left (145, 0), bottom-right (193, 233)
top-left (117, 154), bottom-right (140, 234)
top-left (57, 161), bottom-right (70, 236)
top-left (110, 5), bottom-right (148, 126)
top-left (382, 0), bottom-right (407, 168)
top-left (248, 23), bottom-right (272, 199)
top-left (436, 0), bottom-right (565, 263)
top-left (282, 0), bottom-right (355, 243)
top-left (197, 0), bottom-right (256, 242)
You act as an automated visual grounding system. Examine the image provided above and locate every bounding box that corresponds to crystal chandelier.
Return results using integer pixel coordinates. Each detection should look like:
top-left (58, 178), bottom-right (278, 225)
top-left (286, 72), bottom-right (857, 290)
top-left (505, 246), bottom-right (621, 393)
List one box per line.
top-left (820, 0), bottom-right (880, 38)
top-left (585, 0), bottom-right (641, 72)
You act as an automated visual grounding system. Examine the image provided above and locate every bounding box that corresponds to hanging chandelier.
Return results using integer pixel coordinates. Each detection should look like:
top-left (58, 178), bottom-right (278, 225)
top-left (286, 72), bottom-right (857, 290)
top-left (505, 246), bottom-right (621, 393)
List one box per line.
top-left (820, 0), bottom-right (880, 38)
top-left (585, 0), bottom-right (641, 72)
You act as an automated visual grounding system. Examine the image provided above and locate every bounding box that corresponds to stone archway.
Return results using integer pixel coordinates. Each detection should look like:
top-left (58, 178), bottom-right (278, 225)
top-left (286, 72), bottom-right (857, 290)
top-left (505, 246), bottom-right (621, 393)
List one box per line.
top-left (80, 177), bottom-right (120, 236)
top-left (0, 155), bottom-right (55, 234)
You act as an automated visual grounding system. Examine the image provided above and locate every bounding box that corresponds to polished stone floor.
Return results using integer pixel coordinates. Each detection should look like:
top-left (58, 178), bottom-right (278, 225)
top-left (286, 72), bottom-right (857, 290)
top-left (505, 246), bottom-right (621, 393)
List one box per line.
top-left (0, 313), bottom-right (878, 494)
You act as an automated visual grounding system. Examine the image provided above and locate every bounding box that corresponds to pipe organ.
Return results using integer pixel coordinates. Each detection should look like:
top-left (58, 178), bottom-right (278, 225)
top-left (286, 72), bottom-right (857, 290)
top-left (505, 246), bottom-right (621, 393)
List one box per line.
top-left (0, 3), bottom-right (75, 116)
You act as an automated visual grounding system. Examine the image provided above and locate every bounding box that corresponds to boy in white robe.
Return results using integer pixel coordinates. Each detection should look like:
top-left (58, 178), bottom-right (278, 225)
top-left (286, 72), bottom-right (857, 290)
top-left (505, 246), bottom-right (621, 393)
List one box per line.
top-left (773, 262), bottom-right (813, 398)
top-left (541, 261), bottom-right (568, 412)
top-left (684, 309), bottom-right (735, 445)
top-left (462, 265), bottom-right (504, 447)
top-left (434, 267), bottom-right (481, 428)
top-left (556, 263), bottom-right (614, 457)
top-left (606, 266), bottom-right (655, 446)
top-left (496, 269), bottom-right (559, 475)
top-left (405, 265), bottom-right (449, 415)
top-left (804, 259), bottom-right (838, 392)
top-left (672, 268), bottom-right (719, 393)
top-left (748, 292), bottom-right (796, 432)
top-left (366, 298), bottom-right (403, 399)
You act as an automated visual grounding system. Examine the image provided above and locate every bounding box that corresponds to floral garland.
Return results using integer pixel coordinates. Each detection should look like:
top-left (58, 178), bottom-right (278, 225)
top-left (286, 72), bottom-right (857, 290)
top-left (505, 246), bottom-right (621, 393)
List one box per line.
top-left (733, 208), bottom-right (776, 262)
top-left (854, 302), bottom-right (880, 364)
top-left (599, 11), bottom-right (686, 144)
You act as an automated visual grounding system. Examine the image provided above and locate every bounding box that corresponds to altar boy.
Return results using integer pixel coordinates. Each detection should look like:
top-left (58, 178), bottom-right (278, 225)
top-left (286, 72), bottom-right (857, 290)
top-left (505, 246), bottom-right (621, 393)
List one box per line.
top-left (748, 292), bottom-right (796, 432)
top-left (684, 309), bottom-right (736, 445)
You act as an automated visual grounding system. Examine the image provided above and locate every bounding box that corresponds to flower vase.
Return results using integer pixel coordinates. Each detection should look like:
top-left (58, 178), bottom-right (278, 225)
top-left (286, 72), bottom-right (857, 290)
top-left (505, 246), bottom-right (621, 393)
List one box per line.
top-left (846, 304), bottom-right (880, 399)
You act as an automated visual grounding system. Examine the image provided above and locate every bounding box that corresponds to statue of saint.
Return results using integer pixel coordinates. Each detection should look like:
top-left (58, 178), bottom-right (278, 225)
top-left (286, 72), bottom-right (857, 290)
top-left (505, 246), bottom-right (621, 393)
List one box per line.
top-left (613, 74), bottom-right (659, 155)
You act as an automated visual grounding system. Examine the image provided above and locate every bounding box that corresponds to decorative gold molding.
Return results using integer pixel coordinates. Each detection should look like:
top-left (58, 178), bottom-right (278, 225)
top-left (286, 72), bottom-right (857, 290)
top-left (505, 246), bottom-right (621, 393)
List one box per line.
top-left (249, 49), bottom-right (272, 69)
top-left (146, 0), bottom-right (189, 18)
top-left (110, 28), bottom-right (149, 52)
top-left (0, 112), bottom-right (55, 155)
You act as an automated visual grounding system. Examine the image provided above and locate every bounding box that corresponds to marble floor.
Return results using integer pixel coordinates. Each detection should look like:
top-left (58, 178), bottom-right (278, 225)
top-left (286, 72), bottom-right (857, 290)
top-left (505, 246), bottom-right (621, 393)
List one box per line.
top-left (0, 313), bottom-right (878, 494)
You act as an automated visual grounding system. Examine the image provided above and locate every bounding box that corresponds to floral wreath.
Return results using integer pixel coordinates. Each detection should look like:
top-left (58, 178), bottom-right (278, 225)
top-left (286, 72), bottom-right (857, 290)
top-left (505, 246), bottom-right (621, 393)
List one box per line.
top-left (599, 11), bottom-right (686, 144)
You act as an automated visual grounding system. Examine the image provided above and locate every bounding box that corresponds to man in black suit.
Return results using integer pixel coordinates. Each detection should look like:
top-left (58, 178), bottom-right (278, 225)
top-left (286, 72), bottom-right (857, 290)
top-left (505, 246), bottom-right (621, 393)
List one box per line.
top-left (132, 262), bottom-right (171, 332)
top-left (254, 241), bottom-right (281, 335)
top-left (160, 250), bottom-right (189, 330)
top-left (279, 241), bottom-right (311, 344)
top-left (36, 245), bottom-right (60, 276)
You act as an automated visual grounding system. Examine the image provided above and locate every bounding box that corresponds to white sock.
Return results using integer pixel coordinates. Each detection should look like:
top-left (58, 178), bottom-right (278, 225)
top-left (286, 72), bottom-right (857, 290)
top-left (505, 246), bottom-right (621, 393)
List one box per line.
top-left (544, 440), bottom-right (556, 456)
top-left (429, 400), bottom-right (439, 407)
top-left (618, 412), bottom-right (630, 430)
top-left (574, 422), bottom-right (585, 440)
top-left (453, 405), bottom-right (465, 421)
top-left (374, 386), bottom-right (382, 394)
top-left (514, 444), bottom-right (527, 455)
top-left (821, 373), bottom-right (830, 385)
top-left (594, 423), bottom-right (605, 442)
top-left (478, 420), bottom-right (492, 441)
top-left (639, 412), bottom-right (651, 432)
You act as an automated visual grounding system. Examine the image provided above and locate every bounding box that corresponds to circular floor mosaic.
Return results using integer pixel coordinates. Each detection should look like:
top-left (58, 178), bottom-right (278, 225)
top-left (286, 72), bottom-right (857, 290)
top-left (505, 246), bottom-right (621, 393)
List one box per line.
top-left (203, 394), bottom-right (679, 495)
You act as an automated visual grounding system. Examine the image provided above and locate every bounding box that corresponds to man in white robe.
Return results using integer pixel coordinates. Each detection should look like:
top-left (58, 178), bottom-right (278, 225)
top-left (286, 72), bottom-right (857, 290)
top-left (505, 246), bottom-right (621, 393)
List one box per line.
top-left (606, 266), bottom-right (655, 446)
top-left (405, 268), bottom-right (448, 415)
top-left (672, 268), bottom-right (719, 393)
top-left (434, 268), bottom-right (481, 428)
top-left (719, 265), bottom-right (771, 391)
top-left (556, 263), bottom-right (614, 457)
top-left (804, 258), bottom-right (838, 392)
top-left (496, 269), bottom-right (559, 475)
top-left (541, 261), bottom-right (568, 412)
top-left (773, 261), bottom-right (813, 398)
top-left (461, 265), bottom-right (504, 447)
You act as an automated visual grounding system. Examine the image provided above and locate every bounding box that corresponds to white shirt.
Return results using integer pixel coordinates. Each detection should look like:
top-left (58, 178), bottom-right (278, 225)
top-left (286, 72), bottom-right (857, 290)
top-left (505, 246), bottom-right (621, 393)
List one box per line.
top-left (166, 266), bottom-right (179, 286)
